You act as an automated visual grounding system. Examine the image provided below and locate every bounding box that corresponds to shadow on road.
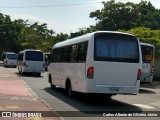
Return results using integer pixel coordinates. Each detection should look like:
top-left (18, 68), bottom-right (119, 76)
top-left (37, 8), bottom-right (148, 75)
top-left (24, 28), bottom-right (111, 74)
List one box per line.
top-left (139, 88), bottom-right (156, 94)
top-left (44, 87), bottom-right (142, 116)
top-left (15, 72), bottom-right (43, 78)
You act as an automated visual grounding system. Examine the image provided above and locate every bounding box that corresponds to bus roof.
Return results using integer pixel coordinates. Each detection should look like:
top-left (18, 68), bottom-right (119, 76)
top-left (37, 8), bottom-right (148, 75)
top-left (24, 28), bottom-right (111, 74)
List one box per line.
top-left (3, 52), bottom-right (16, 54)
top-left (140, 42), bottom-right (154, 48)
top-left (52, 31), bottom-right (136, 49)
top-left (18, 49), bottom-right (43, 53)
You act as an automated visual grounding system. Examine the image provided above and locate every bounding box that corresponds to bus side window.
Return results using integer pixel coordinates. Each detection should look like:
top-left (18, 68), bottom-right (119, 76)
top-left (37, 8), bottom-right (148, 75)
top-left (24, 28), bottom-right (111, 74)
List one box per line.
top-left (60, 47), bottom-right (65, 62)
top-left (53, 49), bottom-right (57, 62)
top-left (74, 42), bottom-right (88, 62)
top-left (50, 50), bottom-right (54, 62)
top-left (70, 45), bottom-right (77, 62)
top-left (66, 46), bottom-right (72, 62)
top-left (75, 44), bottom-right (81, 62)
top-left (79, 42), bottom-right (88, 62)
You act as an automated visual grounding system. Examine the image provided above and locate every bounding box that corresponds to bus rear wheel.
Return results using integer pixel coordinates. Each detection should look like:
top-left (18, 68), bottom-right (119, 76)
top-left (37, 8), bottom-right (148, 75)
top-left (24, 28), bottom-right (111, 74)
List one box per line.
top-left (49, 75), bottom-right (55, 89)
top-left (50, 80), bottom-right (55, 89)
top-left (4, 63), bottom-right (7, 67)
top-left (66, 81), bottom-right (73, 97)
top-left (36, 73), bottom-right (41, 76)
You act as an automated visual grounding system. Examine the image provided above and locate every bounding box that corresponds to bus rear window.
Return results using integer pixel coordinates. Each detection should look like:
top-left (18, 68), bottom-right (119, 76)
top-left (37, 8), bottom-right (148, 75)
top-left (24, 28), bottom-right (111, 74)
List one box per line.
top-left (7, 54), bottom-right (17, 59)
top-left (26, 51), bottom-right (43, 61)
top-left (94, 33), bottom-right (139, 63)
top-left (141, 45), bottom-right (153, 63)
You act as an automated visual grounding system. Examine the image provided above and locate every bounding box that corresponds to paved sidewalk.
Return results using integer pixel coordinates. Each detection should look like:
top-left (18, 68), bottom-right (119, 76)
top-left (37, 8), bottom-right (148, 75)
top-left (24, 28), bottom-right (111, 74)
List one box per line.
top-left (0, 64), bottom-right (61, 120)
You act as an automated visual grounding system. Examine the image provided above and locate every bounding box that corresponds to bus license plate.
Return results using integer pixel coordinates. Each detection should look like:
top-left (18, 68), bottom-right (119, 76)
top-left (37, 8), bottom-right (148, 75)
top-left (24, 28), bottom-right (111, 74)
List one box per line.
top-left (110, 87), bottom-right (120, 92)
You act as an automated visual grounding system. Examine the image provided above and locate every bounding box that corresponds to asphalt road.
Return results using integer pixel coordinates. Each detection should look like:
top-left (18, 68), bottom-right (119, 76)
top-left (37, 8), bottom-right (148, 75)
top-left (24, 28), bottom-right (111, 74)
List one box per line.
top-left (6, 66), bottom-right (160, 120)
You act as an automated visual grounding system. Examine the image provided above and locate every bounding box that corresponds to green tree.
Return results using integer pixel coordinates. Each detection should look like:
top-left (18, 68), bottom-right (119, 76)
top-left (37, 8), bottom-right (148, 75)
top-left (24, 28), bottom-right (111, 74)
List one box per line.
top-left (0, 11), bottom-right (70, 55)
top-left (0, 14), bottom-right (22, 53)
top-left (135, 1), bottom-right (160, 29)
top-left (54, 33), bottom-right (69, 43)
top-left (20, 22), bottom-right (55, 52)
top-left (90, 0), bottom-right (160, 31)
top-left (119, 27), bottom-right (160, 57)
top-left (70, 25), bottom-right (97, 38)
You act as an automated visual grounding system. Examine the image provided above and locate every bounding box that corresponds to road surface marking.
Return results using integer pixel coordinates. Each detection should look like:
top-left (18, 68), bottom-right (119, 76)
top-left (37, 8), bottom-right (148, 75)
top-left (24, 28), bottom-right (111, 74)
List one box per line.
top-left (148, 101), bottom-right (160, 107)
top-left (25, 118), bottom-right (43, 120)
top-left (0, 106), bottom-right (7, 111)
top-left (0, 74), bottom-right (17, 77)
top-left (133, 104), bottom-right (155, 109)
top-left (5, 106), bottom-right (20, 109)
top-left (0, 106), bottom-right (20, 110)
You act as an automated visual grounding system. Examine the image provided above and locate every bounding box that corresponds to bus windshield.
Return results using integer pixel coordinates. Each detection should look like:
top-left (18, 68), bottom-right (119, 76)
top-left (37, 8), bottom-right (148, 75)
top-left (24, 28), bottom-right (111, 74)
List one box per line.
top-left (94, 33), bottom-right (139, 63)
top-left (25, 51), bottom-right (43, 61)
top-left (7, 54), bottom-right (17, 59)
top-left (141, 45), bottom-right (153, 63)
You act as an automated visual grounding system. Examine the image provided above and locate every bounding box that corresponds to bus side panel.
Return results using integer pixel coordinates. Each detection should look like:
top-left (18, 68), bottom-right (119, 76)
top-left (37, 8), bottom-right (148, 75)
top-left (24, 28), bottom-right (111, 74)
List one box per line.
top-left (51, 63), bottom-right (86, 92)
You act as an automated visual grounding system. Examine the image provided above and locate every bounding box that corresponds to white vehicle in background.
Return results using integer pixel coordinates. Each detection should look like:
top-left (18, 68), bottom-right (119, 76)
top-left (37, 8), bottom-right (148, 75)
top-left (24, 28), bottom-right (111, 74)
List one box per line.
top-left (18, 49), bottom-right (45, 76)
top-left (140, 42), bottom-right (155, 83)
top-left (48, 31), bottom-right (142, 98)
top-left (2, 52), bottom-right (18, 67)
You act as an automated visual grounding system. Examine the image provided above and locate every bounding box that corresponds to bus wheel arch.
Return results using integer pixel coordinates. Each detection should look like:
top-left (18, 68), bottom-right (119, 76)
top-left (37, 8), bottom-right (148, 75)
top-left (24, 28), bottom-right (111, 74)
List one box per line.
top-left (65, 78), bottom-right (73, 97)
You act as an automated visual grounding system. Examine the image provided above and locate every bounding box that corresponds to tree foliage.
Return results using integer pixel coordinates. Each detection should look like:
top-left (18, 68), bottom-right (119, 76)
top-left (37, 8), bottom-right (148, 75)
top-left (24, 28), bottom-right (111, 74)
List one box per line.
top-left (89, 0), bottom-right (160, 31)
top-left (1, 0), bottom-right (160, 58)
top-left (0, 12), bottom-right (69, 56)
top-left (72, 0), bottom-right (160, 57)
top-left (119, 27), bottom-right (160, 58)
top-left (0, 14), bottom-right (22, 53)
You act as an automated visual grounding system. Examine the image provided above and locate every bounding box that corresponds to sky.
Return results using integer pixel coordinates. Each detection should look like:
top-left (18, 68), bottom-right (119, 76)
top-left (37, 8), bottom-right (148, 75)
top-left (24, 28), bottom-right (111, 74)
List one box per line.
top-left (0, 0), bottom-right (159, 34)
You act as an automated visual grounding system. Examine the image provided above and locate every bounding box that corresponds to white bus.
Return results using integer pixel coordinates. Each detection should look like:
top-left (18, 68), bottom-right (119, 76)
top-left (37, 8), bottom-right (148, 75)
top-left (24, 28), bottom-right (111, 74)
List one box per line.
top-left (18, 49), bottom-right (45, 76)
top-left (2, 52), bottom-right (18, 67)
top-left (48, 31), bottom-right (142, 97)
top-left (140, 42), bottom-right (154, 83)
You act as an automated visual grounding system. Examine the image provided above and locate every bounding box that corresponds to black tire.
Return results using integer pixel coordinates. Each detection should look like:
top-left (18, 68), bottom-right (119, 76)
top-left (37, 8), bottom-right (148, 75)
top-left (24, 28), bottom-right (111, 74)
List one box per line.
top-left (37, 73), bottom-right (41, 77)
top-left (50, 81), bottom-right (55, 89)
top-left (19, 67), bottom-right (23, 74)
top-left (105, 94), bottom-right (113, 99)
top-left (66, 81), bottom-right (73, 97)
top-left (49, 76), bottom-right (55, 89)
top-left (18, 67), bottom-right (21, 73)
top-left (4, 64), bottom-right (7, 67)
